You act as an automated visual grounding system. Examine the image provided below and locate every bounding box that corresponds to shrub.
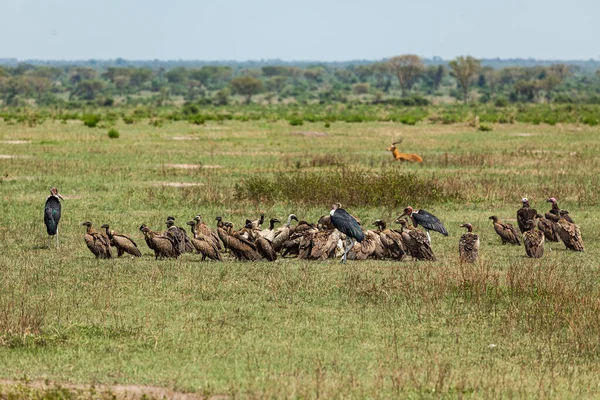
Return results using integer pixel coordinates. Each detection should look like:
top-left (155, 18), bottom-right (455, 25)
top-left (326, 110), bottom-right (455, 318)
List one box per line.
top-left (494, 96), bottom-right (509, 107)
top-left (81, 114), bottom-right (101, 128)
top-left (107, 128), bottom-right (120, 139)
top-left (235, 168), bottom-right (458, 207)
top-left (288, 117), bottom-right (304, 126)
top-left (478, 123), bottom-right (493, 132)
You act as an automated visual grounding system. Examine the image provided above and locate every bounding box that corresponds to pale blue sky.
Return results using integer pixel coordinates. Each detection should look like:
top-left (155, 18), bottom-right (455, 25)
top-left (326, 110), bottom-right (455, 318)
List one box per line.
top-left (2, 0), bottom-right (598, 61)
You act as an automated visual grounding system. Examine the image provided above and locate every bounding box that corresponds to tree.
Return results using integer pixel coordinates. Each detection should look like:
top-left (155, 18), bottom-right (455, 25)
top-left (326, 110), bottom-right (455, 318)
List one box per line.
top-left (387, 54), bottom-right (425, 96)
top-left (265, 76), bottom-right (287, 93)
top-left (72, 79), bottom-right (104, 100)
top-left (229, 76), bottom-right (263, 104)
top-left (424, 65), bottom-right (445, 92)
top-left (448, 56), bottom-right (481, 104)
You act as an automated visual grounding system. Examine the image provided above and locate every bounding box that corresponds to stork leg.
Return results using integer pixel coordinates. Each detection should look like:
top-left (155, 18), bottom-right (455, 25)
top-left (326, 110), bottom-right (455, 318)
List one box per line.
top-left (56, 228), bottom-right (59, 249)
top-left (341, 237), bottom-right (354, 263)
top-left (426, 230), bottom-right (431, 244)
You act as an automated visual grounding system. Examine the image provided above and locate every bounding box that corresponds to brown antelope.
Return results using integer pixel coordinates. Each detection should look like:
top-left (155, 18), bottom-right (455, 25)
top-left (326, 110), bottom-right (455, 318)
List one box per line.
top-left (387, 139), bottom-right (423, 162)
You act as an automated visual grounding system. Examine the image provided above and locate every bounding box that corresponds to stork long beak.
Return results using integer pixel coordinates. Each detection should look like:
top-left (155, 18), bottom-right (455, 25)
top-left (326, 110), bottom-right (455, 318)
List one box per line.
top-left (394, 213), bottom-right (407, 223)
top-left (57, 194), bottom-right (65, 200)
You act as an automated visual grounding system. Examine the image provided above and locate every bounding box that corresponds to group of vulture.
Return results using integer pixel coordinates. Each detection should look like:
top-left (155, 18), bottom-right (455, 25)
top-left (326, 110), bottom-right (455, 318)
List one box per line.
top-left (488, 197), bottom-right (584, 258)
top-left (45, 188), bottom-right (584, 263)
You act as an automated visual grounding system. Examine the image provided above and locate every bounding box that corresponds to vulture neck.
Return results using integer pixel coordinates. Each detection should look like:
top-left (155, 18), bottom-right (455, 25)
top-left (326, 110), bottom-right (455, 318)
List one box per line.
top-left (379, 222), bottom-right (387, 231)
top-left (268, 220), bottom-right (277, 230)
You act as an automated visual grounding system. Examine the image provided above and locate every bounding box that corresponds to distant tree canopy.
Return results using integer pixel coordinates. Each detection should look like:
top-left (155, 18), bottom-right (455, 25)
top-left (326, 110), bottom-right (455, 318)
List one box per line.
top-left (387, 55), bottom-right (425, 96)
top-left (449, 56), bottom-right (482, 104)
top-left (229, 76), bottom-right (263, 103)
top-left (0, 56), bottom-right (596, 107)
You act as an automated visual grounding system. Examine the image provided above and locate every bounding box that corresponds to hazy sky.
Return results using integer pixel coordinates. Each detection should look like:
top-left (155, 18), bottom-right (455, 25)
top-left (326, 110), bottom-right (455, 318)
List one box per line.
top-left (2, 0), bottom-right (598, 61)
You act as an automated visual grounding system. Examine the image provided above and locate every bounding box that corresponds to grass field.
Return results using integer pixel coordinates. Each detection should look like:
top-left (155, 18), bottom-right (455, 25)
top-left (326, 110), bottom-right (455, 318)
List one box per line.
top-left (0, 117), bottom-right (599, 398)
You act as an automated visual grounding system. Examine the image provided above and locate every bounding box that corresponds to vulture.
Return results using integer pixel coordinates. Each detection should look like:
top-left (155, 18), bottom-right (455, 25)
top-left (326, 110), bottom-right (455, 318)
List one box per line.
top-left (458, 223), bottom-right (479, 263)
top-left (272, 214), bottom-right (299, 253)
top-left (246, 213), bottom-right (265, 230)
top-left (330, 203), bottom-right (364, 263)
top-left (522, 219), bottom-right (544, 258)
top-left (217, 220), bottom-right (262, 261)
top-left (139, 225), bottom-right (179, 259)
top-left (186, 220), bottom-right (222, 261)
top-left (517, 198), bottom-right (538, 233)
top-left (242, 222), bottom-right (277, 262)
top-left (373, 220), bottom-right (407, 260)
top-left (349, 230), bottom-right (386, 260)
top-left (100, 224), bottom-right (142, 257)
top-left (165, 219), bottom-right (194, 254)
top-left (489, 216), bottom-right (521, 245)
top-left (258, 218), bottom-right (281, 242)
top-left (395, 218), bottom-right (436, 261)
top-left (555, 211), bottom-right (584, 252)
top-left (44, 187), bottom-right (64, 248)
top-left (396, 206), bottom-right (447, 243)
top-left (82, 221), bottom-right (112, 259)
top-left (194, 215), bottom-right (222, 251)
top-left (536, 213), bottom-right (560, 242)
top-left (547, 197), bottom-right (574, 223)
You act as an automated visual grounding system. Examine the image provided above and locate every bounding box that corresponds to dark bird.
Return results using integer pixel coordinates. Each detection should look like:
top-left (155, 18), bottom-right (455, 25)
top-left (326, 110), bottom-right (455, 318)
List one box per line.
top-left (140, 225), bottom-right (179, 259)
top-left (536, 213), bottom-right (560, 243)
top-left (44, 187), bottom-right (64, 248)
top-left (458, 223), bottom-right (480, 263)
top-left (193, 214), bottom-right (222, 251)
top-left (246, 213), bottom-right (265, 230)
top-left (82, 221), bottom-right (112, 259)
top-left (165, 219), bottom-right (194, 254)
top-left (330, 203), bottom-right (364, 263)
top-left (186, 220), bottom-right (222, 261)
top-left (100, 224), bottom-right (142, 257)
top-left (547, 197), bottom-right (574, 223)
top-left (522, 219), bottom-right (544, 258)
top-left (258, 218), bottom-right (281, 242)
top-left (517, 198), bottom-right (538, 233)
top-left (373, 220), bottom-right (407, 260)
top-left (555, 211), bottom-right (584, 252)
top-left (272, 214), bottom-right (299, 253)
top-left (216, 219), bottom-right (262, 261)
top-left (489, 216), bottom-right (521, 245)
top-left (397, 206), bottom-right (448, 243)
top-left (395, 218), bottom-right (436, 261)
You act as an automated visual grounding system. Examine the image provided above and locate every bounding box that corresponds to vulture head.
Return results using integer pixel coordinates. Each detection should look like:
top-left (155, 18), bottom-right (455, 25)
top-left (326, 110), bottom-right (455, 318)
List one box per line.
top-left (460, 223), bottom-right (474, 232)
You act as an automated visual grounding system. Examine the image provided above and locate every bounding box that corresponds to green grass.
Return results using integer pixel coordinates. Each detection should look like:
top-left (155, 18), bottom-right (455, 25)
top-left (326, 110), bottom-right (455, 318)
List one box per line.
top-left (0, 118), bottom-right (599, 398)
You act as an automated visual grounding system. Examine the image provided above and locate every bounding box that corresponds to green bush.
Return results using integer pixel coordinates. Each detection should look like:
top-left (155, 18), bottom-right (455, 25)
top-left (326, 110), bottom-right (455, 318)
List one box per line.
top-left (478, 123), bottom-right (493, 132)
top-left (288, 117), bottom-right (304, 126)
top-left (81, 114), bottom-right (101, 128)
top-left (107, 128), bottom-right (120, 139)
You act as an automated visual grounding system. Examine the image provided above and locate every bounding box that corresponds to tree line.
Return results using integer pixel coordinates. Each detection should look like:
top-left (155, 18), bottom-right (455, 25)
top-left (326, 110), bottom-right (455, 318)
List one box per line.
top-left (1, 55), bottom-right (599, 108)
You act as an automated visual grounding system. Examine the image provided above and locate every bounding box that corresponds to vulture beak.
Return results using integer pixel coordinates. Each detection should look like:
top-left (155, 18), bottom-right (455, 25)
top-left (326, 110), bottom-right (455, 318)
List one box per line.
top-left (100, 224), bottom-right (109, 229)
top-left (186, 220), bottom-right (195, 226)
top-left (273, 218), bottom-right (281, 223)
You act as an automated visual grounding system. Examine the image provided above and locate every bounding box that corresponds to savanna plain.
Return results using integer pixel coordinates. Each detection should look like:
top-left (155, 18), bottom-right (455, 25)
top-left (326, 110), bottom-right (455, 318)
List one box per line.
top-left (1, 117), bottom-right (599, 398)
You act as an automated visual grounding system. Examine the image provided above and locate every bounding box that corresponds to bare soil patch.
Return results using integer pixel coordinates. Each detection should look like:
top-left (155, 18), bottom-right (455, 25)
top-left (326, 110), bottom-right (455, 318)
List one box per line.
top-left (0, 154), bottom-right (31, 159)
top-left (153, 182), bottom-right (204, 187)
top-left (165, 164), bottom-right (222, 169)
top-left (511, 133), bottom-right (536, 137)
top-left (0, 379), bottom-right (224, 400)
top-left (289, 131), bottom-right (328, 137)
top-left (0, 140), bottom-right (31, 144)
top-left (171, 136), bottom-right (199, 141)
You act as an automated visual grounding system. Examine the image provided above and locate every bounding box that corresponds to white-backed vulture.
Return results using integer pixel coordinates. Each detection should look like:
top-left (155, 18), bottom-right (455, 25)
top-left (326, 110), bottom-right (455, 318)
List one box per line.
top-left (523, 219), bottom-right (545, 258)
top-left (489, 216), bottom-right (521, 245)
top-left (458, 223), bottom-right (479, 263)
top-left (82, 221), bottom-right (112, 259)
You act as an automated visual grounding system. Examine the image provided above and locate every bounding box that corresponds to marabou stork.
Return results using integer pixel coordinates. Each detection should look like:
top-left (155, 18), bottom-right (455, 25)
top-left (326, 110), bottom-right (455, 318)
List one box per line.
top-left (329, 203), bottom-right (364, 263)
top-left (44, 187), bottom-right (64, 248)
top-left (397, 206), bottom-right (448, 243)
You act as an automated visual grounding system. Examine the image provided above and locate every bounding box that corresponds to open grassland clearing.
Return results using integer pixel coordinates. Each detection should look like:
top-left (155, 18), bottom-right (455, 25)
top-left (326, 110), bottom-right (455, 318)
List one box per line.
top-left (0, 117), bottom-right (600, 398)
